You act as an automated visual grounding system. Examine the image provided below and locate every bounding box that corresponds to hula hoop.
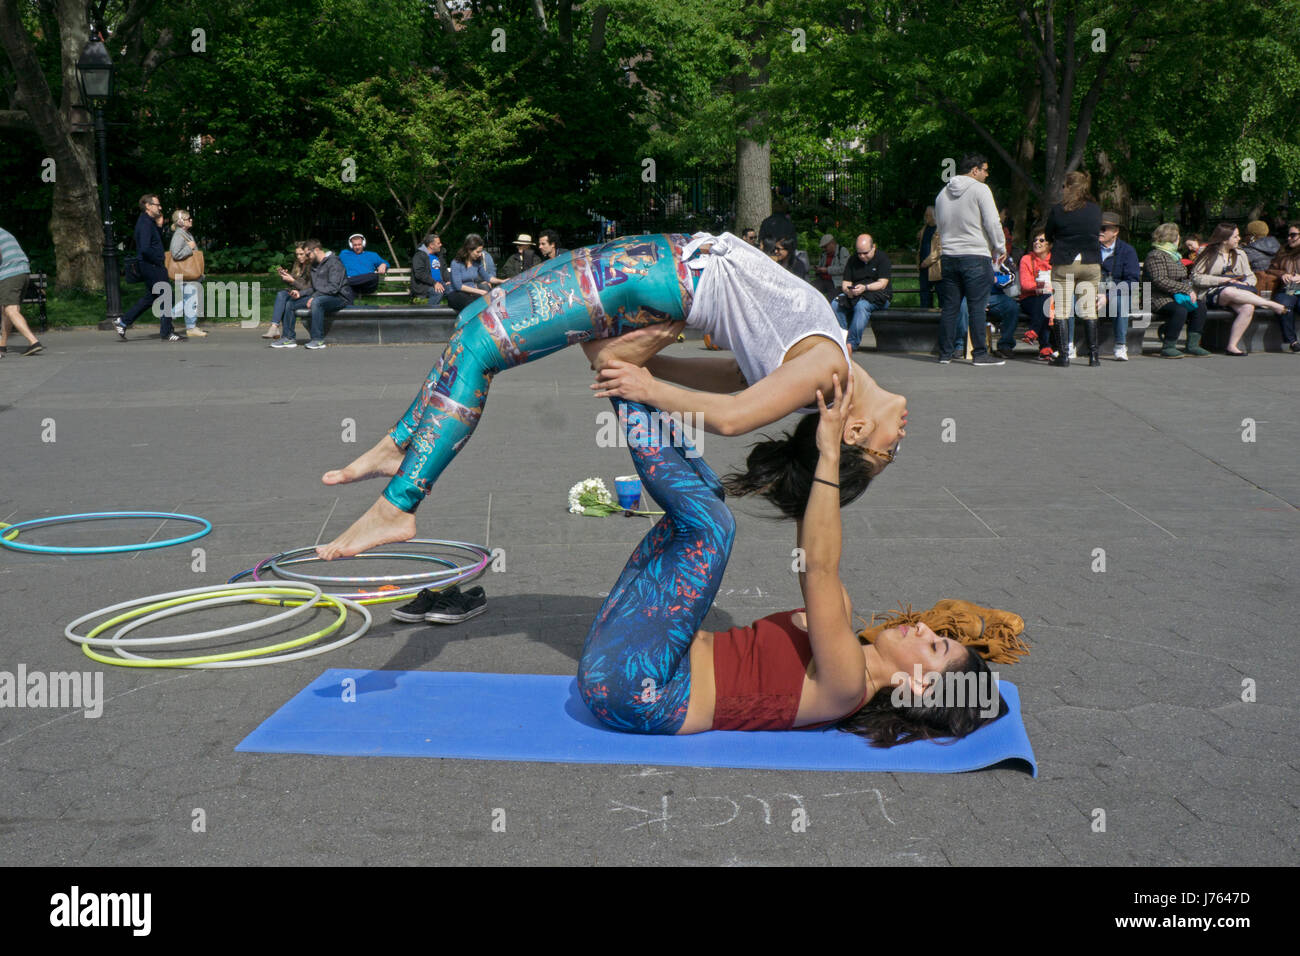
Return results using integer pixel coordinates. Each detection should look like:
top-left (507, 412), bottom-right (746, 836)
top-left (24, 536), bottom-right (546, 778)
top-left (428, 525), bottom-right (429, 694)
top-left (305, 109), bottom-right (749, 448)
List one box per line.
top-left (230, 538), bottom-right (492, 603)
top-left (0, 511), bottom-right (212, 555)
top-left (107, 595), bottom-right (372, 670)
top-left (266, 539), bottom-right (490, 586)
top-left (225, 566), bottom-right (426, 605)
top-left (65, 583), bottom-right (369, 668)
top-left (268, 547), bottom-right (462, 585)
top-left (76, 586), bottom-right (327, 647)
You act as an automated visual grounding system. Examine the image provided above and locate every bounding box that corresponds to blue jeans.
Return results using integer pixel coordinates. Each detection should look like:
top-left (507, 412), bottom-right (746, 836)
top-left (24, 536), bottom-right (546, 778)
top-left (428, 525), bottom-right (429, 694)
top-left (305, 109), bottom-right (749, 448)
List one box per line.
top-left (938, 255), bottom-right (993, 359)
top-left (1273, 292), bottom-right (1299, 343)
top-left (958, 294), bottom-right (1020, 352)
top-left (171, 281), bottom-right (201, 328)
top-left (288, 293), bottom-right (347, 341)
top-left (1020, 294), bottom-right (1052, 342)
top-left (832, 295), bottom-right (889, 350)
top-left (272, 289), bottom-right (302, 327)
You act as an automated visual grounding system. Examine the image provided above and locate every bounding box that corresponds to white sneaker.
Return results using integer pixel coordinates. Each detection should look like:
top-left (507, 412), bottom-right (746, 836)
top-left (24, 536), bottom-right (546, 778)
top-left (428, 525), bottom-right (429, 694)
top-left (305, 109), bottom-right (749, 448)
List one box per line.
top-left (1114, 345), bottom-right (1128, 361)
top-left (1067, 343), bottom-right (1077, 359)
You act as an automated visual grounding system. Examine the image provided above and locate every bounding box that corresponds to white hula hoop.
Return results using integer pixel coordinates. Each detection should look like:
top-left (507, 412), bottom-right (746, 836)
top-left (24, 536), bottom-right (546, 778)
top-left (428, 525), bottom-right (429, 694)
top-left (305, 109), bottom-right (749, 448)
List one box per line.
top-left (65, 583), bottom-right (326, 648)
top-left (108, 593), bottom-right (372, 669)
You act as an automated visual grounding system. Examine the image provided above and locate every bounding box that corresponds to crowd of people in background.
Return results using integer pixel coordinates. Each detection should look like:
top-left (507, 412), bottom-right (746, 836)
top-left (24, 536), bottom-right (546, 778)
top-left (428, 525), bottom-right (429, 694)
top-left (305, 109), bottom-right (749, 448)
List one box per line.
top-left (5, 174), bottom-right (1299, 358)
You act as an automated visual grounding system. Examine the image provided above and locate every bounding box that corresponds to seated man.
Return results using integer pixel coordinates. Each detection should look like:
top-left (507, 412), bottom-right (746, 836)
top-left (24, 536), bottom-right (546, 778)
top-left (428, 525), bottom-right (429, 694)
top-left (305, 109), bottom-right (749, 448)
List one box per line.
top-left (337, 233), bottom-right (389, 296)
top-left (538, 229), bottom-right (566, 262)
top-left (1097, 211), bottom-right (1140, 360)
top-left (832, 233), bottom-right (892, 351)
top-left (410, 233), bottom-right (448, 303)
top-left (273, 238), bottom-right (353, 350)
top-left (501, 233), bottom-right (539, 278)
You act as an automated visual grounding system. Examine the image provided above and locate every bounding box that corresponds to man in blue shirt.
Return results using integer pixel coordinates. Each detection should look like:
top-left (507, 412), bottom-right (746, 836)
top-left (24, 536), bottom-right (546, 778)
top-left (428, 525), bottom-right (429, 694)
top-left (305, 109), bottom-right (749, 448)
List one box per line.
top-left (410, 234), bottom-right (448, 303)
top-left (338, 233), bottom-right (389, 295)
top-left (0, 226), bottom-right (43, 355)
top-left (1098, 211), bottom-right (1141, 361)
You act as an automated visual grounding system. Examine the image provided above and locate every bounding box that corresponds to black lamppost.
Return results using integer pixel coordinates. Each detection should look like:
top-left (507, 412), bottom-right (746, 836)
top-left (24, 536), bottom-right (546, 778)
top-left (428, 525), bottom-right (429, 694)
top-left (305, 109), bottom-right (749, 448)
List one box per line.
top-left (76, 35), bottom-right (120, 328)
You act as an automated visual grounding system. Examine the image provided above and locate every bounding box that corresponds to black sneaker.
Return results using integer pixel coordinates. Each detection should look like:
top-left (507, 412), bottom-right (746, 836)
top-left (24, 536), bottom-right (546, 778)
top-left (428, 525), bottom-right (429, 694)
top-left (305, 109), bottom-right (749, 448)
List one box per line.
top-left (21, 341), bottom-right (43, 355)
top-left (424, 586), bottom-right (487, 624)
top-left (973, 354), bottom-right (1005, 366)
top-left (391, 586), bottom-right (457, 623)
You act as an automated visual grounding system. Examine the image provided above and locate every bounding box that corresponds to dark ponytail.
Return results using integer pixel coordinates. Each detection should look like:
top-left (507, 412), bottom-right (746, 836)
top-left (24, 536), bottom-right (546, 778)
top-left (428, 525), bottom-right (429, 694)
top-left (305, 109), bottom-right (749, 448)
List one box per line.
top-left (721, 414), bottom-right (874, 519)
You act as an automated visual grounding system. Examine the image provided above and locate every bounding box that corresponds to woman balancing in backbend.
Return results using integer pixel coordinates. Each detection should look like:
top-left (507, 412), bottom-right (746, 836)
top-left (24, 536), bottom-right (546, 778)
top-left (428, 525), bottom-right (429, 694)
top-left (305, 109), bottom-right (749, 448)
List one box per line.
top-left (578, 373), bottom-right (1005, 740)
top-left (317, 232), bottom-right (909, 559)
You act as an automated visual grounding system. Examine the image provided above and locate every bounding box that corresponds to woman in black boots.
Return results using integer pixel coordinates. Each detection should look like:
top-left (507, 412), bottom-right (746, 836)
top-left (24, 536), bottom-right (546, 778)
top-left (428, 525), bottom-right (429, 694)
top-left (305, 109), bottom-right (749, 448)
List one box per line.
top-left (1044, 171), bottom-right (1103, 366)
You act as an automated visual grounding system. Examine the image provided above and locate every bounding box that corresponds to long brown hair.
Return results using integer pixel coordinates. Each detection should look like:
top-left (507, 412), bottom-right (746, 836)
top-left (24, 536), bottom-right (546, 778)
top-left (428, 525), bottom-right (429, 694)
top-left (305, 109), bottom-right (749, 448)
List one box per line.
top-left (836, 646), bottom-right (1007, 748)
top-left (290, 241), bottom-right (311, 281)
top-left (455, 233), bottom-right (485, 266)
top-left (1060, 170), bottom-right (1096, 212)
top-left (1193, 222), bottom-right (1240, 272)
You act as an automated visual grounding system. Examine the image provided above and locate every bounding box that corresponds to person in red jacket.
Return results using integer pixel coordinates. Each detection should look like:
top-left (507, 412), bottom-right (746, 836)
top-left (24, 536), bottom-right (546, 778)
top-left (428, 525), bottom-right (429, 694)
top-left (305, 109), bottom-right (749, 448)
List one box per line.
top-left (1018, 231), bottom-right (1054, 360)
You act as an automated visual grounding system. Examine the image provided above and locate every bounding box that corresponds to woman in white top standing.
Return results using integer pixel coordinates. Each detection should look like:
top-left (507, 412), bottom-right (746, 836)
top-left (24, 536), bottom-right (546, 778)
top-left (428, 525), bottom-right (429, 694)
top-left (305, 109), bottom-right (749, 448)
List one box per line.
top-left (1192, 222), bottom-right (1288, 355)
top-left (168, 209), bottom-right (205, 337)
top-left (311, 232), bottom-right (909, 560)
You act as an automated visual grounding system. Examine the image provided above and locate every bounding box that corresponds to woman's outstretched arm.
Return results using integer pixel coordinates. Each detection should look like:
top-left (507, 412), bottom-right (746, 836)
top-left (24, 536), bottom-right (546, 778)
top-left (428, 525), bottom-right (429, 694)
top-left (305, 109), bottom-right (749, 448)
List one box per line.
top-left (592, 342), bottom-right (848, 436)
top-left (796, 374), bottom-right (867, 714)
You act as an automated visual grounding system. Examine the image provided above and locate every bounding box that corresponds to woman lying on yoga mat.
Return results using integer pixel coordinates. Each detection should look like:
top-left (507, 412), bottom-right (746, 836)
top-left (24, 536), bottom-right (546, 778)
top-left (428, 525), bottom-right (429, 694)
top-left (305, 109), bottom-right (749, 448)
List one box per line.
top-left (316, 232), bottom-right (908, 559)
top-left (577, 375), bottom-right (1003, 744)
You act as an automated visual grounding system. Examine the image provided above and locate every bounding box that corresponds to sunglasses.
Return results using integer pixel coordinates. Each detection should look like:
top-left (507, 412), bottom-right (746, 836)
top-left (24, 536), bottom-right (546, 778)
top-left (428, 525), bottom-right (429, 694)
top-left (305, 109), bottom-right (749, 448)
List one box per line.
top-left (866, 438), bottom-right (902, 466)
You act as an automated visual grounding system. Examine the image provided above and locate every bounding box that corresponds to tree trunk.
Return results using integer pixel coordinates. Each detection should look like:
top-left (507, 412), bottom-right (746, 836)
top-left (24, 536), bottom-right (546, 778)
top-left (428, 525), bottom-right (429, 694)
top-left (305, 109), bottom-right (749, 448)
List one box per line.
top-left (735, 137), bottom-right (771, 234)
top-left (0, 0), bottom-right (106, 290)
top-left (1010, 81), bottom-right (1041, 238)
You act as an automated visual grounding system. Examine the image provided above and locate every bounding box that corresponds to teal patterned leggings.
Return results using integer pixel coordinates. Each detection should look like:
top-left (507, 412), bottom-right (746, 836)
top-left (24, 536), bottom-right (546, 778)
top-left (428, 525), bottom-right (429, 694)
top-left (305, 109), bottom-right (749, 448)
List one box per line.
top-left (384, 235), bottom-right (697, 512)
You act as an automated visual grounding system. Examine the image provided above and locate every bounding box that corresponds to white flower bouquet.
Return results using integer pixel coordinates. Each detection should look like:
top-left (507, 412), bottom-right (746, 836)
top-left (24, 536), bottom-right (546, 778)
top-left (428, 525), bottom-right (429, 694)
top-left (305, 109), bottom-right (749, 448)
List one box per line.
top-left (567, 477), bottom-right (663, 517)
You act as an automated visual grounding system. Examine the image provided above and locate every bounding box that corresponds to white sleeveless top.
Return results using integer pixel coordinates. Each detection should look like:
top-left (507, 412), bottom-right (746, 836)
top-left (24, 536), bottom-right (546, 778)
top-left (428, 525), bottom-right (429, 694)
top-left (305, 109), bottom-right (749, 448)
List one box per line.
top-left (680, 232), bottom-right (851, 395)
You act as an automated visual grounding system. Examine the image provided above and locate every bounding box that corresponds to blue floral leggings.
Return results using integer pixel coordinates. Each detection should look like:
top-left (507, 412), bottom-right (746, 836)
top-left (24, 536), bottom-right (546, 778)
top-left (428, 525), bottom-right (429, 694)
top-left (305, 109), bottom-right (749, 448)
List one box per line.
top-left (576, 401), bottom-right (736, 734)
top-left (383, 235), bottom-right (696, 512)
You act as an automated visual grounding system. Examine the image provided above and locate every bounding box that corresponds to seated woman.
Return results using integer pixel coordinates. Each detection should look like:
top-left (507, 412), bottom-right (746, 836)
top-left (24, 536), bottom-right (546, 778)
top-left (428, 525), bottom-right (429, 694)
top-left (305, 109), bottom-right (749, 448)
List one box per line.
top-left (1265, 223), bottom-right (1300, 352)
top-left (446, 233), bottom-right (503, 312)
top-left (578, 375), bottom-right (1004, 743)
top-left (1018, 231), bottom-right (1054, 359)
top-left (266, 241), bottom-right (312, 340)
top-left (1191, 222), bottom-right (1289, 355)
top-left (1145, 222), bottom-right (1211, 357)
top-left (316, 232), bottom-right (909, 559)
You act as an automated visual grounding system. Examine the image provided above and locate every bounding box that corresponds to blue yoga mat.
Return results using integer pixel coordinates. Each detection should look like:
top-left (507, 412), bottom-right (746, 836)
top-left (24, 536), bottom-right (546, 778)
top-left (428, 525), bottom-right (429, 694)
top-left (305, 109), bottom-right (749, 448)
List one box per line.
top-left (236, 669), bottom-right (1036, 776)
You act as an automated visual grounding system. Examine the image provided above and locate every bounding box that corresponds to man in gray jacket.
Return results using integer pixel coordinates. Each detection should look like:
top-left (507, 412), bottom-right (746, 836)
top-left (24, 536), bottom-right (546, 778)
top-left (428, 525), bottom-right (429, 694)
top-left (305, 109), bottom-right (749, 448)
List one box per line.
top-left (273, 238), bottom-right (353, 350)
top-left (934, 153), bottom-right (1006, 365)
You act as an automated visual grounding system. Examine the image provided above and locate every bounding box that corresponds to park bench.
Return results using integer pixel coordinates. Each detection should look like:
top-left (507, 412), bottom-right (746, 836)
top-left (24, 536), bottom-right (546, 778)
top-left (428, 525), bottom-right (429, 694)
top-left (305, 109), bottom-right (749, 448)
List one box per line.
top-left (21, 273), bottom-right (48, 333)
top-left (292, 302), bottom-right (458, 344)
top-left (866, 305), bottom-right (1283, 354)
top-left (376, 267), bottom-right (412, 297)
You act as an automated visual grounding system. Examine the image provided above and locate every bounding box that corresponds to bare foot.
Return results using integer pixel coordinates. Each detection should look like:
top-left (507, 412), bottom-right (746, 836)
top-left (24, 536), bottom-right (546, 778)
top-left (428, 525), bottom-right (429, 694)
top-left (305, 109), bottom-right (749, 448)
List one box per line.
top-left (317, 497), bottom-right (416, 560)
top-left (322, 434), bottom-right (405, 485)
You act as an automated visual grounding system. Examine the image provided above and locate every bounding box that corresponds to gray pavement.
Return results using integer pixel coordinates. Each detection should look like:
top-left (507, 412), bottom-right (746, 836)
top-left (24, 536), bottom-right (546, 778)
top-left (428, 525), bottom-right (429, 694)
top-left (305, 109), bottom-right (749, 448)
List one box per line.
top-left (1, 325), bottom-right (1296, 866)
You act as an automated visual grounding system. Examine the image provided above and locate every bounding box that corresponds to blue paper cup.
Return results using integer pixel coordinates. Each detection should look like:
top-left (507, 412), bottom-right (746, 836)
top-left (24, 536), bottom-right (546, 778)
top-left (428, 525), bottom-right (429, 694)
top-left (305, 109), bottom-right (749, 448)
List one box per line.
top-left (615, 475), bottom-right (642, 511)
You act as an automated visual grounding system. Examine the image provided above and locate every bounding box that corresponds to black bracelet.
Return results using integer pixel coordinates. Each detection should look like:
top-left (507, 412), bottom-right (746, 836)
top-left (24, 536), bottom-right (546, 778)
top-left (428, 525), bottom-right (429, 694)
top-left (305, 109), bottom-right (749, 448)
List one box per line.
top-left (813, 477), bottom-right (839, 489)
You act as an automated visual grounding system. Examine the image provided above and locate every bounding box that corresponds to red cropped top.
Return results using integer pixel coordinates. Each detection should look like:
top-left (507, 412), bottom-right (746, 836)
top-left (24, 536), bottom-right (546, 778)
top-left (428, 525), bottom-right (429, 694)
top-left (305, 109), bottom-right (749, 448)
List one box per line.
top-left (711, 609), bottom-right (869, 731)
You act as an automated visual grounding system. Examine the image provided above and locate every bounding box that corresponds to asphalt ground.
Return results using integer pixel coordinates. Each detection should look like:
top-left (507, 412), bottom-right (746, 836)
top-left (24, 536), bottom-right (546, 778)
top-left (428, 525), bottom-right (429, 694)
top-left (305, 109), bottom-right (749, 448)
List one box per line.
top-left (0, 325), bottom-right (1296, 867)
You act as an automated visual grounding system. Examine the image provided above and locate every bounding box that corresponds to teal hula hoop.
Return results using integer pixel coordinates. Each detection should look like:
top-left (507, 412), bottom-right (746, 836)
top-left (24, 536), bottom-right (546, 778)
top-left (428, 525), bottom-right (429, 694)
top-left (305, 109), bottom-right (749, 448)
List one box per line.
top-left (0, 511), bottom-right (213, 555)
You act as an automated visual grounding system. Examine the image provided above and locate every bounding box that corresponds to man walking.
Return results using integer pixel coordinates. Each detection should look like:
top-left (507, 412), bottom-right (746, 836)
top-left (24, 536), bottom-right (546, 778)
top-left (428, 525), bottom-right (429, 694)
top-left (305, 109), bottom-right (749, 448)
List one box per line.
top-left (116, 194), bottom-right (179, 341)
top-left (934, 154), bottom-right (1006, 365)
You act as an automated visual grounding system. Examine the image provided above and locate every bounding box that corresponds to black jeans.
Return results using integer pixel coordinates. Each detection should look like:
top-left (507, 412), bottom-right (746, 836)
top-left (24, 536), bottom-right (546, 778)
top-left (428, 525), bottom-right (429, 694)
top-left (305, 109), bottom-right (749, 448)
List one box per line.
top-left (937, 255), bottom-right (993, 359)
top-left (121, 262), bottom-right (174, 337)
top-left (1155, 300), bottom-right (1207, 345)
